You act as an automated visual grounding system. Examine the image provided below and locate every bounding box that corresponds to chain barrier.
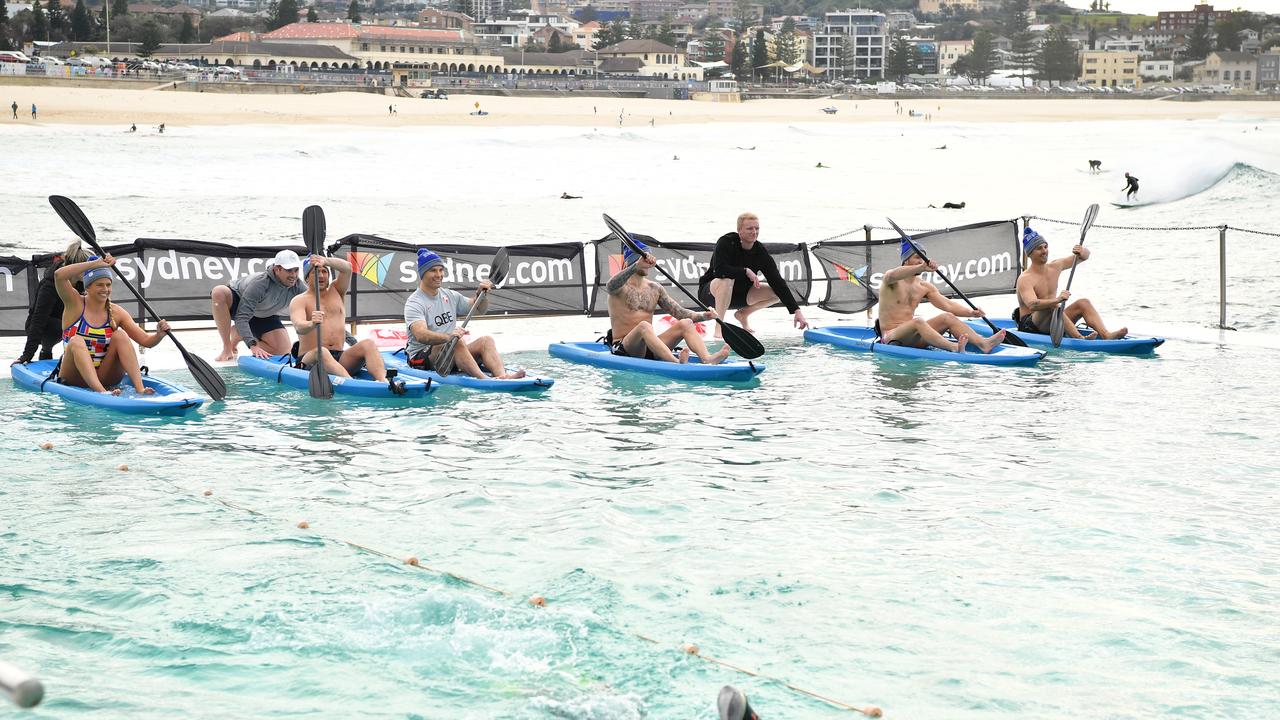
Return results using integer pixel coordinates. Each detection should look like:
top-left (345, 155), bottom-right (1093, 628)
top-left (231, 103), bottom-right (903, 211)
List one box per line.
top-left (818, 219), bottom-right (1278, 239)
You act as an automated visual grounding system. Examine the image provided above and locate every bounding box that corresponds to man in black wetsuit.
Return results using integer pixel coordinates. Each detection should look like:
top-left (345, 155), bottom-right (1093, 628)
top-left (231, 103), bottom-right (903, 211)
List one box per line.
top-left (1123, 172), bottom-right (1139, 200)
top-left (697, 212), bottom-right (808, 338)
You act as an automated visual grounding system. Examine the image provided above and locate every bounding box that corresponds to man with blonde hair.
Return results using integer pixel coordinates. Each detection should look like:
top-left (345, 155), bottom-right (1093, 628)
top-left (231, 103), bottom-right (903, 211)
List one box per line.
top-left (698, 212), bottom-right (808, 338)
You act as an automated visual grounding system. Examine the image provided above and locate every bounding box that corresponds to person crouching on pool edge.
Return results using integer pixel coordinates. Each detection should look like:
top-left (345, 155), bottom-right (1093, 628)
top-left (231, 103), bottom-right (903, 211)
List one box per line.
top-left (605, 238), bottom-right (729, 364)
top-left (1014, 227), bottom-right (1127, 340)
top-left (53, 255), bottom-right (171, 395)
top-left (876, 240), bottom-right (1006, 354)
top-left (697, 212), bottom-right (808, 338)
top-left (289, 255), bottom-right (404, 393)
top-left (211, 249), bottom-right (307, 361)
top-left (403, 248), bottom-right (526, 379)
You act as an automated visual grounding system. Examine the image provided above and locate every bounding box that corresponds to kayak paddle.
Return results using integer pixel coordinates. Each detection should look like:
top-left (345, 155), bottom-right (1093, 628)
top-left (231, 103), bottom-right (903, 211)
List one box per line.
top-left (435, 247), bottom-right (509, 378)
top-left (602, 213), bottom-right (765, 360)
top-left (886, 216), bottom-right (1029, 348)
top-left (302, 205), bottom-right (333, 400)
top-left (47, 195), bottom-right (228, 401)
top-left (1049, 203), bottom-right (1099, 347)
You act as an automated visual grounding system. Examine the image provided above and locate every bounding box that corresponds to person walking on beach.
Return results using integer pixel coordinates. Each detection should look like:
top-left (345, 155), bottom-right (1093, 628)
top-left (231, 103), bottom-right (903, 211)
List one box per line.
top-left (697, 212), bottom-right (808, 338)
top-left (10, 101), bottom-right (16, 119)
top-left (210, 249), bottom-right (308, 361)
top-left (31, 103), bottom-right (37, 120)
top-left (289, 254), bottom-right (404, 393)
top-left (403, 248), bottom-right (526, 380)
top-left (1014, 227), bottom-right (1127, 339)
top-left (1122, 172), bottom-right (1139, 201)
top-left (606, 238), bottom-right (727, 364)
top-left (876, 239), bottom-right (1005, 354)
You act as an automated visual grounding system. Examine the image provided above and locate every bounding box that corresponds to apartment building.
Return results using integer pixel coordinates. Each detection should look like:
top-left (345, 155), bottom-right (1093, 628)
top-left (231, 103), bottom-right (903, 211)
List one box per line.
top-left (811, 9), bottom-right (886, 79)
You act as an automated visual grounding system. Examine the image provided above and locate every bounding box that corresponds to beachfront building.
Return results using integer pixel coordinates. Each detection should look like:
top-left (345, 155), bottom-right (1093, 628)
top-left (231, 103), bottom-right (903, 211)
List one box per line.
top-left (261, 22), bottom-right (504, 72)
top-left (908, 37), bottom-right (938, 75)
top-left (1140, 59), bottom-right (1175, 80)
top-left (418, 8), bottom-right (475, 33)
top-left (1260, 54), bottom-right (1280, 90)
top-left (1078, 49), bottom-right (1141, 88)
top-left (500, 48), bottom-right (596, 75)
top-left (811, 9), bottom-right (887, 80)
top-left (938, 39), bottom-right (972, 76)
top-left (573, 22), bottom-right (601, 51)
top-left (1156, 3), bottom-right (1222, 32)
top-left (595, 38), bottom-right (704, 80)
top-left (1195, 51), bottom-right (1257, 90)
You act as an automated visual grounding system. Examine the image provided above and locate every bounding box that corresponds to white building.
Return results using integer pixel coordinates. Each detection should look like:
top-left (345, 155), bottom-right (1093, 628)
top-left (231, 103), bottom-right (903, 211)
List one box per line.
top-left (811, 9), bottom-right (886, 79)
top-left (1140, 59), bottom-right (1174, 80)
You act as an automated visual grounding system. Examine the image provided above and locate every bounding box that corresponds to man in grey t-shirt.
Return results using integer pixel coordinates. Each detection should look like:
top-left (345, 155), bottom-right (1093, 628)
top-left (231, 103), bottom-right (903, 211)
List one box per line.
top-left (403, 248), bottom-right (526, 379)
top-left (211, 249), bottom-right (307, 360)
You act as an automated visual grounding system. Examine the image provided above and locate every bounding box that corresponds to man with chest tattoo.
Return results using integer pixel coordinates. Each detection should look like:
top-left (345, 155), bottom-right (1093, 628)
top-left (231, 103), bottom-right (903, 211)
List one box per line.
top-left (1014, 227), bottom-right (1127, 339)
top-left (606, 239), bottom-right (730, 364)
top-left (877, 239), bottom-right (1006, 353)
top-left (289, 255), bottom-right (401, 389)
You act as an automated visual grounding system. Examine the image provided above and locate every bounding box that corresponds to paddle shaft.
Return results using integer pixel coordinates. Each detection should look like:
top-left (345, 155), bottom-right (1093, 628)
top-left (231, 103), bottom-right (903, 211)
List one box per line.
top-left (435, 288), bottom-right (489, 375)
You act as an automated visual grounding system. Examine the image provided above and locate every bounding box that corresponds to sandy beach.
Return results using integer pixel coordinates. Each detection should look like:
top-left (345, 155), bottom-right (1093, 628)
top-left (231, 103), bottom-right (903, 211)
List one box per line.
top-left (2, 83), bottom-right (1279, 127)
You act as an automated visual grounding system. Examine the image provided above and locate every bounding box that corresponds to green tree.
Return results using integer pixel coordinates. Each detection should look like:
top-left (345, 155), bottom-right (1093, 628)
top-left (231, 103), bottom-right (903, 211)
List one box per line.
top-left (655, 16), bottom-right (675, 47)
top-left (885, 32), bottom-right (918, 82)
top-left (32, 0), bottom-right (47, 42)
top-left (0, 0), bottom-right (10, 50)
top-left (750, 27), bottom-right (767, 79)
top-left (1000, 0), bottom-right (1036, 84)
top-left (1035, 24), bottom-right (1077, 84)
top-left (71, 0), bottom-right (91, 41)
top-left (775, 16), bottom-right (799, 64)
top-left (731, 0), bottom-right (753, 34)
top-left (574, 4), bottom-right (597, 23)
top-left (700, 27), bottom-right (725, 63)
top-left (730, 32), bottom-right (747, 77)
top-left (137, 19), bottom-right (162, 56)
top-left (46, 1), bottom-right (64, 38)
top-left (841, 34), bottom-right (857, 78)
top-left (111, 0), bottom-right (127, 17)
top-left (1186, 22), bottom-right (1212, 60)
top-left (1214, 16), bottom-right (1241, 52)
top-left (962, 30), bottom-right (997, 84)
top-left (274, 0), bottom-right (298, 28)
top-left (306, 5), bottom-right (317, 22)
top-left (548, 31), bottom-right (563, 52)
top-left (179, 12), bottom-right (194, 42)
top-left (348, 0), bottom-right (360, 22)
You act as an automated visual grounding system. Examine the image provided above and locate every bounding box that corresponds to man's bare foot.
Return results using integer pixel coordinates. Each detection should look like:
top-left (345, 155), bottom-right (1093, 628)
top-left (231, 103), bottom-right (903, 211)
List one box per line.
top-left (707, 346), bottom-right (731, 365)
top-left (215, 348), bottom-right (237, 361)
top-left (953, 335), bottom-right (969, 353)
top-left (502, 368), bottom-right (527, 379)
top-left (1104, 327), bottom-right (1128, 340)
top-left (977, 329), bottom-right (1005, 353)
top-left (678, 347), bottom-right (691, 364)
top-left (733, 309), bottom-right (756, 334)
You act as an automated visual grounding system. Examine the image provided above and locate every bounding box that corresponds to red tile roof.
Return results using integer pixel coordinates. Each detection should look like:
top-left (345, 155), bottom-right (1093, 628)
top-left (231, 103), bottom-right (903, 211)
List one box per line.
top-left (263, 22), bottom-right (463, 43)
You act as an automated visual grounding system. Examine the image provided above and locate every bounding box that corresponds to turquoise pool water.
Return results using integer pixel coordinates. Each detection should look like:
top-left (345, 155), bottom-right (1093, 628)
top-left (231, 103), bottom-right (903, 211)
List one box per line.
top-left (4, 337), bottom-right (1278, 719)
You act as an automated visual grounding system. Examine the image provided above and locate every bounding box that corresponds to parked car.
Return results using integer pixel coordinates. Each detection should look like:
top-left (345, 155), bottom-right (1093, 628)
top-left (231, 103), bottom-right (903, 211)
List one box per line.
top-left (0, 51), bottom-right (32, 64)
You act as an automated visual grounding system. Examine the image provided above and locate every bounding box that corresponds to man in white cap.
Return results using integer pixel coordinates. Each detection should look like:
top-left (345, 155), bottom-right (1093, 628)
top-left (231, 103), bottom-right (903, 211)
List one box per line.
top-left (211, 249), bottom-right (308, 360)
top-left (718, 685), bottom-right (759, 720)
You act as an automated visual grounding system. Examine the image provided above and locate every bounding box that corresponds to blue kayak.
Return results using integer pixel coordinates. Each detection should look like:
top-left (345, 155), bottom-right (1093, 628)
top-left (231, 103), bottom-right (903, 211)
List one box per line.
top-left (11, 359), bottom-right (205, 415)
top-left (380, 350), bottom-right (554, 393)
top-left (805, 326), bottom-right (1045, 367)
top-left (238, 355), bottom-right (434, 398)
top-left (964, 318), bottom-right (1164, 355)
top-left (548, 341), bottom-right (765, 382)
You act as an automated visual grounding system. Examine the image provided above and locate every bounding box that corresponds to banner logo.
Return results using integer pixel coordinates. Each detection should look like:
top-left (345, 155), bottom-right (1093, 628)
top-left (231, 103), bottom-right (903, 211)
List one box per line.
top-left (349, 251), bottom-right (395, 286)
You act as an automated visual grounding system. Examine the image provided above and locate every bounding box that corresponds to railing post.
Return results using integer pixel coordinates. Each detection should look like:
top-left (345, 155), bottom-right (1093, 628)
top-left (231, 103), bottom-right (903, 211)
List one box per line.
top-left (1219, 225), bottom-right (1231, 330)
top-left (864, 224), bottom-right (873, 320)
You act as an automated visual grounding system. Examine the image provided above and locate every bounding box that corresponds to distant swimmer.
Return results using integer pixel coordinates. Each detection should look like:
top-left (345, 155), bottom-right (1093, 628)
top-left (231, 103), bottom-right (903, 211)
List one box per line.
top-left (158, 123), bottom-right (165, 134)
top-left (1123, 172), bottom-right (1139, 200)
top-left (1088, 159), bottom-right (1102, 173)
top-left (815, 162), bottom-right (828, 168)
top-left (1015, 227), bottom-right (1127, 340)
top-left (942, 201), bottom-right (965, 209)
top-left (936, 144), bottom-right (947, 150)
top-left (560, 192), bottom-right (582, 199)
top-left (673, 155), bottom-right (679, 160)
top-left (735, 146), bottom-right (756, 151)
top-left (129, 123), bottom-right (136, 132)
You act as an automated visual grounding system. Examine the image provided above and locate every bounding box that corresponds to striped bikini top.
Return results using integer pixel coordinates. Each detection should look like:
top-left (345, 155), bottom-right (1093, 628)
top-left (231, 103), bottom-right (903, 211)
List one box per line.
top-left (63, 311), bottom-right (114, 367)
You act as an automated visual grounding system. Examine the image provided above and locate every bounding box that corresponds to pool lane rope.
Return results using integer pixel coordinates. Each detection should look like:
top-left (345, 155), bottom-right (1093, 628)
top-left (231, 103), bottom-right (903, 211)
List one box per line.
top-left (37, 443), bottom-right (882, 717)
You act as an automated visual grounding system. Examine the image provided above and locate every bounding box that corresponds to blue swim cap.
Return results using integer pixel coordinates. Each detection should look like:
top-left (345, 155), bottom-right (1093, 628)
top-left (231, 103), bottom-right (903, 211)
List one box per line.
top-left (82, 256), bottom-right (112, 287)
top-left (416, 248), bottom-right (445, 276)
top-left (900, 238), bottom-right (918, 262)
top-left (622, 237), bottom-right (648, 265)
top-left (1022, 227), bottom-right (1046, 254)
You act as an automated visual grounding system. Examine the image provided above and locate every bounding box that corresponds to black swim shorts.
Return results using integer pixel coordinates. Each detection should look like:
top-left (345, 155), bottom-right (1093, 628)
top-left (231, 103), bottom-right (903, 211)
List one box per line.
top-left (230, 290), bottom-right (287, 340)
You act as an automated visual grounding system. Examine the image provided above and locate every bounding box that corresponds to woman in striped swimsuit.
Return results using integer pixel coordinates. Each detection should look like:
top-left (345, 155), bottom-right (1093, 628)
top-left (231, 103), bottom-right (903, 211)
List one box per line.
top-left (55, 255), bottom-right (172, 395)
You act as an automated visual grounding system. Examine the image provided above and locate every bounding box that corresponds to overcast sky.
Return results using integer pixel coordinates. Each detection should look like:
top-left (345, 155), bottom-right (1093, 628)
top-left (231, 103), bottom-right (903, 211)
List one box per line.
top-left (1062, 0), bottom-right (1279, 14)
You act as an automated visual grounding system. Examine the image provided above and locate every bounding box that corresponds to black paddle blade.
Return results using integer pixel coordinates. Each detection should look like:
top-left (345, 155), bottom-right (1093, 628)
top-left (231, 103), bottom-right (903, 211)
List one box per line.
top-left (435, 340), bottom-right (458, 377)
top-left (302, 205), bottom-right (326, 255)
top-left (719, 319), bottom-right (765, 359)
top-left (602, 213), bottom-right (645, 256)
top-left (1049, 306), bottom-right (1066, 348)
top-left (49, 195), bottom-right (99, 247)
top-left (489, 247), bottom-right (510, 287)
top-left (308, 355), bottom-right (334, 399)
top-left (175, 341), bottom-right (227, 400)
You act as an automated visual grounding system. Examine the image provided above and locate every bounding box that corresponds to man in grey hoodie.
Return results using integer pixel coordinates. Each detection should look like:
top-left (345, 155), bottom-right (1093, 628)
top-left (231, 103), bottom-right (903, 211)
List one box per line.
top-left (211, 249), bottom-right (307, 360)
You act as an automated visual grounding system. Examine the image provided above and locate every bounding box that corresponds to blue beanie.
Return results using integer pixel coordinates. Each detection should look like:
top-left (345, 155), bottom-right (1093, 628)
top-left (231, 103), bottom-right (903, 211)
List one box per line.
top-left (1022, 227), bottom-right (1046, 255)
top-left (417, 248), bottom-right (445, 276)
top-left (82, 256), bottom-right (113, 287)
top-left (622, 237), bottom-right (648, 265)
top-left (900, 238), bottom-right (918, 262)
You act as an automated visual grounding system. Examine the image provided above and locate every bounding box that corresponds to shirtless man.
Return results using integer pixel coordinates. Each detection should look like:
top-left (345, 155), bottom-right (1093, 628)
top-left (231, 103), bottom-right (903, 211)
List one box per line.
top-left (878, 240), bottom-right (1006, 354)
top-left (1015, 227), bottom-right (1127, 340)
top-left (288, 255), bottom-right (401, 390)
top-left (607, 238), bottom-right (729, 364)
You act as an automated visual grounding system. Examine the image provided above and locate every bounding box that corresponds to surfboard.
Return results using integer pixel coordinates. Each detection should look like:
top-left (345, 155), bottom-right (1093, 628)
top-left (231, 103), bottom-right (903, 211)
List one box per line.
top-left (1111, 201), bottom-right (1147, 208)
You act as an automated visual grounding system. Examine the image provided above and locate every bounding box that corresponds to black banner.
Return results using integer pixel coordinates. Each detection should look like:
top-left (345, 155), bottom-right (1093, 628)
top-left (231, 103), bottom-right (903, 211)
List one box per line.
top-left (0, 255), bottom-right (34, 337)
top-left (812, 220), bottom-right (1019, 314)
top-left (587, 234), bottom-right (811, 317)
